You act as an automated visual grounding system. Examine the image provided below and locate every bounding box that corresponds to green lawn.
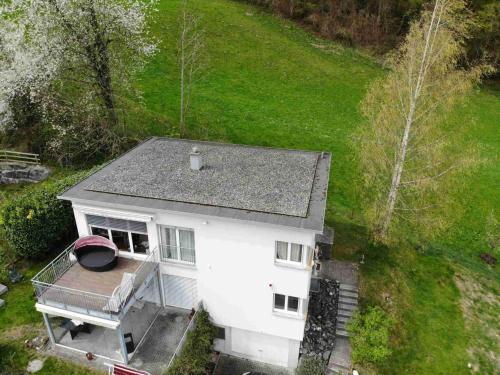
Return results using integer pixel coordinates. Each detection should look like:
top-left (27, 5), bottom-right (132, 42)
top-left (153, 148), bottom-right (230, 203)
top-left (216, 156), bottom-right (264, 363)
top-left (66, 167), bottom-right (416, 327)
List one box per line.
top-left (0, 0), bottom-right (498, 374)
top-left (133, 1), bottom-right (499, 374)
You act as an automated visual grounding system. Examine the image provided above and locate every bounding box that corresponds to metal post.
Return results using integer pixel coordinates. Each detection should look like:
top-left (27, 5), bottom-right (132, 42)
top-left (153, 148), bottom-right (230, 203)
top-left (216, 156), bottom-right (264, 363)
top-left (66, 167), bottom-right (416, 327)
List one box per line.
top-left (42, 313), bottom-right (56, 346)
top-left (157, 268), bottom-right (165, 307)
top-left (116, 326), bottom-right (128, 365)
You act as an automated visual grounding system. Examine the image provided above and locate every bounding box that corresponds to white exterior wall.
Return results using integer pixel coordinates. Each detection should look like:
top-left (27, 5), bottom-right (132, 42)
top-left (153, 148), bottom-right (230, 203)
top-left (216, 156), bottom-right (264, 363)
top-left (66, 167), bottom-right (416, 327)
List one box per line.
top-left (71, 202), bottom-right (316, 368)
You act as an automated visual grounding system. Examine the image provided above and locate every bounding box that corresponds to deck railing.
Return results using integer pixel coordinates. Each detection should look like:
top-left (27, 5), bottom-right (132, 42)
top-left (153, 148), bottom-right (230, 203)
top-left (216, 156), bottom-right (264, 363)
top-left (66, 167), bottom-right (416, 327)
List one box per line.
top-left (0, 150), bottom-right (40, 165)
top-left (32, 243), bottom-right (159, 320)
top-left (166, 300), bottom-right (203, 369)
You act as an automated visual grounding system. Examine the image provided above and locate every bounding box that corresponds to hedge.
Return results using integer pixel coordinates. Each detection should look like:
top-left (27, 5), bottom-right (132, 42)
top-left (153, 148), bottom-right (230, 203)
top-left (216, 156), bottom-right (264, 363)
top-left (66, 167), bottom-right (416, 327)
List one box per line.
top-left (347, 306), bottom-right (393, 365)
top-left (296, 357), bottom-right (326, 375)
top-left (1, 170), bottom-right (93, 259)
top-left (165, 308), bottom-right (216, 375)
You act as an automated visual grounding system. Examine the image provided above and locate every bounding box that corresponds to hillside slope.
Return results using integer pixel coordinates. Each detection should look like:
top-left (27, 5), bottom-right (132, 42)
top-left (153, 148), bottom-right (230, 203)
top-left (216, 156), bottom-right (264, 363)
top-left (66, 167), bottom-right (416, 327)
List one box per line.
top-left (132, 1), bottom-right (499, 374)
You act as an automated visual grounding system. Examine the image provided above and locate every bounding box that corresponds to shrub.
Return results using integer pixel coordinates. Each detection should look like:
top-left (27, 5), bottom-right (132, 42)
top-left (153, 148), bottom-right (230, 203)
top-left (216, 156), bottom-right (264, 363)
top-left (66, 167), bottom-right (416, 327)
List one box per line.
top-left (1, 170), bottom-right (93, 258)
top-left (165, 308), bottom-right (217, 375)
top-left (296, 357), bottom-right (326, 375)
top-left (347, 306), bottom-right (393, 365)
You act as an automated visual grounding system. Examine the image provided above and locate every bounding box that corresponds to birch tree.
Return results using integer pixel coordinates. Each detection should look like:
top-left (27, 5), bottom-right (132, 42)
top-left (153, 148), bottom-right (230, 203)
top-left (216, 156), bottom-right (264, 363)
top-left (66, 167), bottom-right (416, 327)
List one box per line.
top-left (178, 0), bottom-right (205, 137)
top-left (352, 0), bottom-right (487, 245)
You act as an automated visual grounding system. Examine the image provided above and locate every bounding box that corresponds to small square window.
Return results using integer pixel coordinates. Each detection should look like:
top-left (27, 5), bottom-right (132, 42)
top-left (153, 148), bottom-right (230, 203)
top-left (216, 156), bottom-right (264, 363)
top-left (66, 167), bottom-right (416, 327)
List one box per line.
top-left (287, 296), bottom-right (299, 312)
top-left (274, 294), bottom-right (285, 310)
top-left (215, 326), bottom-right (225, 340)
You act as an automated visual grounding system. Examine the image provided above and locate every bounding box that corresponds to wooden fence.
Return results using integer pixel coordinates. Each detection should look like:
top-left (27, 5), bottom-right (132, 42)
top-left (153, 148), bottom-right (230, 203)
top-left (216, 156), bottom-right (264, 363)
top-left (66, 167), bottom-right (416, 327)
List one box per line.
top-left (0, 150), bottom-right (40, 165)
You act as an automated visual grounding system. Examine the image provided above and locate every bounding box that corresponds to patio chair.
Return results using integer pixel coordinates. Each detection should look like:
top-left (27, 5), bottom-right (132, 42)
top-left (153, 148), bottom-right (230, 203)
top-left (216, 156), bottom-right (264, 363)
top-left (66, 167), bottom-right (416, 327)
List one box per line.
top-left (102, 272), bottom-right (136, 313)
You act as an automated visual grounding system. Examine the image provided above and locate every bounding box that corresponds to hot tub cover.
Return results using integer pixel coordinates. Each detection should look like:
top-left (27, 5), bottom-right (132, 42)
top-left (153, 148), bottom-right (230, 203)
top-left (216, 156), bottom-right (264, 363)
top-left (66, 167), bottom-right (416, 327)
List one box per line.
top-left (74, 235), bottom-right (119, 256)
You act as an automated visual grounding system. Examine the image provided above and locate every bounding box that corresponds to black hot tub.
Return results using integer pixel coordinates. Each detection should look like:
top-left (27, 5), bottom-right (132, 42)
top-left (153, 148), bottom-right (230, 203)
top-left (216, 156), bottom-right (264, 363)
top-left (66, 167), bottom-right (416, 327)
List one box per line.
top-left (74, 235), bottom-right (119, 272)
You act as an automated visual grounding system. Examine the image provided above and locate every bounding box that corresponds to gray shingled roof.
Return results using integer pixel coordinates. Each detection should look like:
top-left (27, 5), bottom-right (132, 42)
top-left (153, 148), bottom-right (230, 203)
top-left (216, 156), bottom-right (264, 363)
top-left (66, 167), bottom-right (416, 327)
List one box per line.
top-left (86, 138), bottom-right (317, 217)
top-left (59, 138), bottom-right (331, 231)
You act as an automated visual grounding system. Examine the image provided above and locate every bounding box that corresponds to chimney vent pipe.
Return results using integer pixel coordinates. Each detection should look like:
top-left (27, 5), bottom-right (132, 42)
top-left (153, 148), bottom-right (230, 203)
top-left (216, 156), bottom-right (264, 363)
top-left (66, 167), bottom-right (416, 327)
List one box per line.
top-left (190, 146), bottom-right (203, 171)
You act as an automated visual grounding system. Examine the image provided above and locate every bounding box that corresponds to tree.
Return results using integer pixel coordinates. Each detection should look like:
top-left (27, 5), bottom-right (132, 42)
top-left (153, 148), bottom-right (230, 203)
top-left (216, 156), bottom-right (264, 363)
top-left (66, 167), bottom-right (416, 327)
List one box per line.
top-left (352, 0), bottom-right (487, 245)
top-left (0, 0), bottom-right (157, 160)
top-left (178, 0), bottom-right (205, 137)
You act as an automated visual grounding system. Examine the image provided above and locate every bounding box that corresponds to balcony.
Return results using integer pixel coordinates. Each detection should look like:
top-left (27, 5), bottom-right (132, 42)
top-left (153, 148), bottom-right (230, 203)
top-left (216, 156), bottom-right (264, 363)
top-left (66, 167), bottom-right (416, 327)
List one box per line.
top-left (32, 243), bottom-right (159, 321)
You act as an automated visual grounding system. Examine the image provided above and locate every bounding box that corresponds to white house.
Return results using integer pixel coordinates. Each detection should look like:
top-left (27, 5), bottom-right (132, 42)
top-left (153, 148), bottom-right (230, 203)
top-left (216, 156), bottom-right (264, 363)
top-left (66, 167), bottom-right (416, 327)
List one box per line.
top-left (32, 137), bottom-right (331, 370)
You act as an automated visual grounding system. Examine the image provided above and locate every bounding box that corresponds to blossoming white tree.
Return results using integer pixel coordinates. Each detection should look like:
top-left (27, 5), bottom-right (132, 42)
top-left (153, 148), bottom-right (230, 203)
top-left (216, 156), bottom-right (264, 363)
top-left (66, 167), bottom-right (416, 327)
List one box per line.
top-left (0, 0), bottom-right (157, 159)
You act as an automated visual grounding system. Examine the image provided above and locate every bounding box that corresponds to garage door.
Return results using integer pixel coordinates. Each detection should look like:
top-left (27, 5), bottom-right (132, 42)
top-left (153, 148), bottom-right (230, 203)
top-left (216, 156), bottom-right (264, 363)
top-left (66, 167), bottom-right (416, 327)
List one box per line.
top-left (162, 275), bottom-right (197, 309)
top-left (231, 328), bottom-right (290, 367)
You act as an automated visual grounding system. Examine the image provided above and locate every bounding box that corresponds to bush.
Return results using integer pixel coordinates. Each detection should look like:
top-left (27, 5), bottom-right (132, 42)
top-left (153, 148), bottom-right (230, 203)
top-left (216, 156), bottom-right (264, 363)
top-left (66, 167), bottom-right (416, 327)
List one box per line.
top-left (347, 306), bottom-right (393, 365)
top-left (296, 357), bottom-right (326, 375)
top-left (165, 308), bottom-right (217, 375)
top-left (1, 170), bottom-right (92, 259)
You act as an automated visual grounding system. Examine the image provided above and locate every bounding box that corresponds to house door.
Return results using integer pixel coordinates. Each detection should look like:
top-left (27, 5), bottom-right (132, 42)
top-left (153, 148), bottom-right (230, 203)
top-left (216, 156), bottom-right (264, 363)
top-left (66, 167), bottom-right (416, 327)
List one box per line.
top-left (162, 275), bottom-right (197, 310)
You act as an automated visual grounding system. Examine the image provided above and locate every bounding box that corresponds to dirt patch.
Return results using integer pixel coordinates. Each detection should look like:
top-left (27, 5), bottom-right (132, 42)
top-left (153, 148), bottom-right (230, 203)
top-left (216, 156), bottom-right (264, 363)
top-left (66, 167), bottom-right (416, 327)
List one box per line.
top-left (455, 272), bottom-right (500, 374)
top-left (2, 324), bottom-right (45, 340)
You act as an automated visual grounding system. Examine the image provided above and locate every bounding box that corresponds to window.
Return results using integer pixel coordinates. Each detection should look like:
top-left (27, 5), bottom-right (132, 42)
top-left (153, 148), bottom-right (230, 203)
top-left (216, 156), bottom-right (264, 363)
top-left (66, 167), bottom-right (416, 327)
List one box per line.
top-left (273, 293), bottom-right (302, 315)
top-left (111, 230), bottom-right (130, 252)
top-left (214, 326), bottom-right (226, 340)
top-left (159, 225), bottom-right (196, 264)
top-left (87, 215), bottom-right (149, 256)
top-left (91, 226), bottom-right (109, 239)
top-left (275, 241), bottom-right (304, 264)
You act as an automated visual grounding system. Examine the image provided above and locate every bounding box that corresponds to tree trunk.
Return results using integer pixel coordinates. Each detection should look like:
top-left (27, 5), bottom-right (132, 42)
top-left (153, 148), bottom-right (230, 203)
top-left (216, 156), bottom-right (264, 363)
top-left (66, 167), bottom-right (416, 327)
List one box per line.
top-left (88, 4), bottom-right (118, 127)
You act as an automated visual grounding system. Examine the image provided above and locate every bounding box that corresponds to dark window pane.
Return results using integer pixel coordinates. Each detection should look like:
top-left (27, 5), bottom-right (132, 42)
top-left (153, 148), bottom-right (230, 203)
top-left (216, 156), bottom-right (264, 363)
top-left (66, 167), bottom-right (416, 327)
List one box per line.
top-left (288, 296), bottom-right (299, 312)
top-left (91, 227), bottom-right (109, 239)
top-left (215, 326), bottom-right (225, 340)
top-left (132, 233), bottom-right (149, 254)
top-left (112, 230), bottom-right (130, 252)
top-left (274, 294), bottom-right (285, 310)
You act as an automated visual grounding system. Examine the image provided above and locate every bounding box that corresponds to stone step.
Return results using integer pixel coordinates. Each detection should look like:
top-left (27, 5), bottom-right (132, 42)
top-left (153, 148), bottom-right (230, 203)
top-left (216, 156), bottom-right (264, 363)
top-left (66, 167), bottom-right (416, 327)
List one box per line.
top-left (337, 320), bottom-right (347, 329)
top-left (339, 283), bottom-right (357, 292)
top-left (328, 363), bottom-right (350, 375)
top-left (339, 296), bottom-right (358, 306)
top-left (337, 309), bottom-right (354, 318)
top-left (0, 299), bottom-right (5, 308)
top-left (339, 290), bottom-right (358, 299)
top-left (338, 303), bottom-right (357, 312)
top-left (0, 284), bottom-right (7, 296)
top-left (337, 315), bottom-right (351, 324)
top-left (336, 328), bottom-right (349, 337)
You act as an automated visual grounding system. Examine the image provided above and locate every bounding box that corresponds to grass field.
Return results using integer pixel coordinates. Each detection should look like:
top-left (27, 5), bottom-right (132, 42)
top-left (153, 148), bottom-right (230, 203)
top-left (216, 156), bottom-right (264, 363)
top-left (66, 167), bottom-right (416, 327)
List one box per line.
top-left (0, 0), bottom-right (498, 374)
top-left (135, 1), bottom-right (499, 373)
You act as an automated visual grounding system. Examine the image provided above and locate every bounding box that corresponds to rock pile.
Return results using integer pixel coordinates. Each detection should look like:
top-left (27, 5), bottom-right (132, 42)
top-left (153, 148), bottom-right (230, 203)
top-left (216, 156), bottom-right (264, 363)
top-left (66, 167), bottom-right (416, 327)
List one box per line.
top-left (0, 164), bottom-right (49, 184)
top-left (301, 278), bottom-right (340, 363)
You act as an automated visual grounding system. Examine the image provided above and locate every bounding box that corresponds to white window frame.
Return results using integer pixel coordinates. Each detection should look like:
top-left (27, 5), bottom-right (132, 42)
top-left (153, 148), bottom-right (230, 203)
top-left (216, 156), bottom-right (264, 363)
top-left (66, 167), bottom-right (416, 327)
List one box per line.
top-left (275, 241), bottom-right (307, 266)
top-left (273, 293), bottom-right (302, 317)
top-left (158, 225), bottom-right (196, 265)
top-left (88, 224), bottom-right (149, 257)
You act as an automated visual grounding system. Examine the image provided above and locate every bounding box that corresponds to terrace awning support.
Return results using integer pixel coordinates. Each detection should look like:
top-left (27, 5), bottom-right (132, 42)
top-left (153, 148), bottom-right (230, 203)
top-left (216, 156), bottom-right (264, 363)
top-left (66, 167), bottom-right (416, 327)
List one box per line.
top-left (42, 312), bottom-right (56, 346)
top-left (117, 325), bottom-right (129, 365)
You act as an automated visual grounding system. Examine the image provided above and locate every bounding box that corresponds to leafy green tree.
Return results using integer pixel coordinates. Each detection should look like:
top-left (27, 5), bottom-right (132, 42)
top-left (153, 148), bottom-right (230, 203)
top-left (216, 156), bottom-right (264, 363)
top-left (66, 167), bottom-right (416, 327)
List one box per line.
top-left (352, 0), bottom-right (488, 245)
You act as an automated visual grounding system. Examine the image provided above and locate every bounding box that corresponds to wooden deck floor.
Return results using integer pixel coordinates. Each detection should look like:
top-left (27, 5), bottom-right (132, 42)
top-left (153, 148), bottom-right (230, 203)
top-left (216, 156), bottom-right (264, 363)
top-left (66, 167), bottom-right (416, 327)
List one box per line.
top-left (54, 257), bottom-right (140, 296)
